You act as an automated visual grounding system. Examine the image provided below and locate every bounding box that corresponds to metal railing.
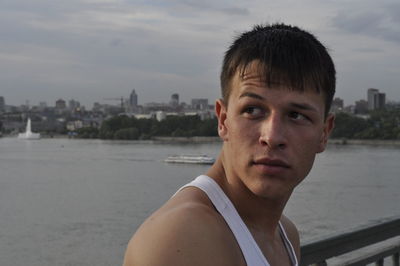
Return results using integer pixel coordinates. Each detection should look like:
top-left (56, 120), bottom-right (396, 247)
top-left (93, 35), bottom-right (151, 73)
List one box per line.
top-left (301, 216), bottom-right (400, 266)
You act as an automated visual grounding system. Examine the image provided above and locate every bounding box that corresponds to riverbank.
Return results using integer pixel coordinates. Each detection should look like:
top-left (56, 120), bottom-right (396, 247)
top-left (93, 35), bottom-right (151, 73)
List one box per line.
top-left (329, 138), bottom-right (400, 146)
top-left (151, 136), bottom-right (221, 143)
top-left (3, 134), bottom-right (400, 146)
top-left (152, 137), bottom-right (400, 145)
top-left (0, 135), bottom-right (222, 144)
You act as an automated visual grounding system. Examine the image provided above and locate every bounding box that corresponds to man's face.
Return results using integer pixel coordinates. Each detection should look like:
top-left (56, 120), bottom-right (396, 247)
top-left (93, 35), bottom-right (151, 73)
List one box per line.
top-left (216, 67), bottom-right (334, 199)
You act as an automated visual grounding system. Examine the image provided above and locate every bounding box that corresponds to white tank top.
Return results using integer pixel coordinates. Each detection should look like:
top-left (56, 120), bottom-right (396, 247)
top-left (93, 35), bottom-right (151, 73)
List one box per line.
top-left (176, 175), bottom-right (299, 266)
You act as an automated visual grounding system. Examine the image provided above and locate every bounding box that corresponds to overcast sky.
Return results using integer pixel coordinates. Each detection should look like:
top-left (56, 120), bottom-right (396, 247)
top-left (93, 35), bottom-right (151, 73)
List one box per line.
top-left (1, 0), bottom-right (399, 108)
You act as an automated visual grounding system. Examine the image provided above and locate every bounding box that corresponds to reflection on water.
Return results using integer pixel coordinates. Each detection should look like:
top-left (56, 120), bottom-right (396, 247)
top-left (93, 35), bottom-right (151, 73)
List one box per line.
top-left (0, 138), bottom-right (399, 265)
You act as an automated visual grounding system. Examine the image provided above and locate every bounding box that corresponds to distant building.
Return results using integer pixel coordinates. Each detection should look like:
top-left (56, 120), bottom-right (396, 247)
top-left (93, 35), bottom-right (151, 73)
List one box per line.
top-left (0, 96), bottom-right (5, 112)
top-left (66, 120), bottom-right (84, 131)
top-left (170, 93), bottom-right (179, 108)
top-left (331, 97), bottom-right (344, 112)
top-left (386, 101), bottom-right (400, 109)
top-left (129, 89), bottom-right (138, 112)
top-left (367, 88), bottom-right (378, 110)
top-left (191, 98), bottom-right (209, 110)
top-left (55, 99), bottom-right (67, 109)
top-left (144, 102), bottom-right (172, 113)
top-left (355, 99), bottom-right (368, 114)
top-left (68, 99), bottom-right (80, 111)
top-left (377, 93), bottom-right (386, 109)
top-left (134, 113), bottom-right (154, 120)
top-left (367, 88), bottom-right (386, 110)
top-left (20, 103), bottom-right (29, 112)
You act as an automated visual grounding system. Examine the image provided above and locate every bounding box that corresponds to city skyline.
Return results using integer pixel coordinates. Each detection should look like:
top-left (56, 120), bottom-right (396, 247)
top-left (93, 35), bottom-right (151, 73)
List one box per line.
top-left (0, 87), bottom-right (394, 111)
top-left (1, 0), bottom-right (400, 107)
top-left (0, 90), bottom-right (212, 109)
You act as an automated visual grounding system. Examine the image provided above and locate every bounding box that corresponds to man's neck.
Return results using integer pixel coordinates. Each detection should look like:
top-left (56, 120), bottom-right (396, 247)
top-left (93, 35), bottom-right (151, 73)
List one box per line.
top-left (206, 153), bottom-right (291, 240)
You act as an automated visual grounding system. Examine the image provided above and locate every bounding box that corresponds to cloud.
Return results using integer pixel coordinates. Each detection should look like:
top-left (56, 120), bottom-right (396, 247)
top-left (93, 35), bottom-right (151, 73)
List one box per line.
top-left (1, 0), bottom-right (400, 106)
top-left (332, 3), bottom-right (400, 44)
top-left (220, 7), bottom-right (249, 16)
top-left (163, 0), bottom-right (250, 17)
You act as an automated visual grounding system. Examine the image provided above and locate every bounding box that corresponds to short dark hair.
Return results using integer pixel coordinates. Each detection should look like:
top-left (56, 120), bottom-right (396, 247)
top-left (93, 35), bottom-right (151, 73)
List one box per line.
top-left (220, 23), bottom-right (336, 116)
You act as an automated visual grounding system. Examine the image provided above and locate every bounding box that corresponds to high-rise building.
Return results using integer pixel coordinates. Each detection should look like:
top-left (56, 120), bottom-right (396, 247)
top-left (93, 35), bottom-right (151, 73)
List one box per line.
top-left (377, 93), bottom-right (386, 109)
top-left (130, 89), bottom-right (138, 112)
top-left (367, 88), bottom-right (379, 110)
top-left (170, 93), bottom-right (179, 108)
top-left (367, 88), bottom-right (385, 110)
top-left (0, 96), bottom-right (5, 112)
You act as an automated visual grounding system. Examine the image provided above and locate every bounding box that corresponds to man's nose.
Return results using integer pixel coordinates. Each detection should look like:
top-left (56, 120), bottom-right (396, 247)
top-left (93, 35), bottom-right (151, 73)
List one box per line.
top-left (258, 113), bottom-right (287, 150)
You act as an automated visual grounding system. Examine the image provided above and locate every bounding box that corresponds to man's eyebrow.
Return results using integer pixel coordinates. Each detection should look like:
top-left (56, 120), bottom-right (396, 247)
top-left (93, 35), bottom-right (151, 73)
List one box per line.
top-left (239, 92), bottom-right (320, 112)
top-left (238, 92), bottom-right (265, 100)
top-left (289, 102), bottom-right (318, 112)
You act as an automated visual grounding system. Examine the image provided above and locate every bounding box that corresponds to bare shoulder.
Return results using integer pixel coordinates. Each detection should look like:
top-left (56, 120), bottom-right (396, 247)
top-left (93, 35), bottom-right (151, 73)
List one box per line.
top-left (123, 187), bottom-right (244, 266)
top-left (280, 215), bottom-right (301, 261)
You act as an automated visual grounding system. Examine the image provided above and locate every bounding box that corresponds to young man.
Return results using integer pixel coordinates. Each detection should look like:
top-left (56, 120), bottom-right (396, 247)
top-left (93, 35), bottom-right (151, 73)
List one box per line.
top-left (123, 23), bottom-right (335, 266)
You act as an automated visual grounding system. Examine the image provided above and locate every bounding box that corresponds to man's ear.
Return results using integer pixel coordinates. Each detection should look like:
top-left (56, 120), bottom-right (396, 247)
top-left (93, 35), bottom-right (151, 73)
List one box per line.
top-left (215, 99), bottom-right (228, 141)
top-left (317, 113), bottom-right (335, 153)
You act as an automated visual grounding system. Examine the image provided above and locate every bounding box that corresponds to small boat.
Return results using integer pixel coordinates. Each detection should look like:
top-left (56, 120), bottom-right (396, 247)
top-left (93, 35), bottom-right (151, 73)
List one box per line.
top-left (18, 118), bottom-right (40, 140)
top-left (164, 155), bottom-right (215, 165)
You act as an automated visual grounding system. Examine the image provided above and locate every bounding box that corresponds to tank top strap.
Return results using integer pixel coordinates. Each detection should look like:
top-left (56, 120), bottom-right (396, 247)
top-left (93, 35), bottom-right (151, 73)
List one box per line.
top-left (278, 221), bottom-right (299, 266)
top-left (176, 175), bottom-right (270, 266)
top-left (175, 175), bottom-right (298, 266)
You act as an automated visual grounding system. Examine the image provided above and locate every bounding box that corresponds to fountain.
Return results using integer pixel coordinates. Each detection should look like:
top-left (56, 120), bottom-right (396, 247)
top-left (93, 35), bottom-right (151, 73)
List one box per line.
top-left (18, 118), bottom-right (40, 140)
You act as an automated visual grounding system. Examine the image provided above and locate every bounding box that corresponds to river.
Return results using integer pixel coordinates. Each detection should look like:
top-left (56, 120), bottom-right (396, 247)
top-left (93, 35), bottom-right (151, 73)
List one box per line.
top-left (0, 138), bottom-right (399, 265)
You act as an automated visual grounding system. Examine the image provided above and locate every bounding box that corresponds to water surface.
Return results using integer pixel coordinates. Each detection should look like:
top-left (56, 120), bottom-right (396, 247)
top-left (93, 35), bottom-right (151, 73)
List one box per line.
top-left (0, 138), bottom-right (399, 265)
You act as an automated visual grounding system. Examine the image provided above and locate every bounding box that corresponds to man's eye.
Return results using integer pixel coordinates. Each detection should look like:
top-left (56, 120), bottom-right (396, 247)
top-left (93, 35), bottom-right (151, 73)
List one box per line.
top-left (243, 107), bottom-right (264, 117)
top-left (289, 112), bottom-right (308, 121)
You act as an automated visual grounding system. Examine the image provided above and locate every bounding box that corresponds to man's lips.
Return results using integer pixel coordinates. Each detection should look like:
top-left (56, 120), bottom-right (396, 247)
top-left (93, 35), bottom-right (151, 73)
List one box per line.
top-left (252, 158), bottom-right (290, 175)
top-left (253, 158), bottom-right (290, 168)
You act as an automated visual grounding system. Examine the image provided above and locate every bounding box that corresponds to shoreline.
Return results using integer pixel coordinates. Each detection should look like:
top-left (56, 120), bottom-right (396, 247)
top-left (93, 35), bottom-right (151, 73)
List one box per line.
top-left (328, 138), bottom-right (400, 146)
top-left (3, 134), bottom-right (400, 146)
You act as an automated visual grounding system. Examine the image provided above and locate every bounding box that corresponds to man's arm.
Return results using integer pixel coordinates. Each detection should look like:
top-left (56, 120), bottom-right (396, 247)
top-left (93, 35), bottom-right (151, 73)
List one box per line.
top-left (123, 201), bottom-right (244, 266)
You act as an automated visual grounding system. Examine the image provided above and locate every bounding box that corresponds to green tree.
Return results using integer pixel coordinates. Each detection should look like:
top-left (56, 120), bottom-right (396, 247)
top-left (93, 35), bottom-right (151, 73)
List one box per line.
top-left (331, 107), bottom-right (400, 140)
top-left (76, 127), bottom-right (99, 139)
top-left (331, 113), bottom-right (369, 139)
top-left (113, 127), bottom-right (140, 140)
top-left (196, 118), bottom-right (218, 136)
top-left (97, 115), bottom-right (221, 139)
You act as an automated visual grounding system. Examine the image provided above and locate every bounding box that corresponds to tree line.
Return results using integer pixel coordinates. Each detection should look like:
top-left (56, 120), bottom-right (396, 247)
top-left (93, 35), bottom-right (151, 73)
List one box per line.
top-left (76, 115), bottom-right (218, 140)
top-left (331, 107), bottom-right (400, 140)
top-left (75, 107), bottom-right (400, 140)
